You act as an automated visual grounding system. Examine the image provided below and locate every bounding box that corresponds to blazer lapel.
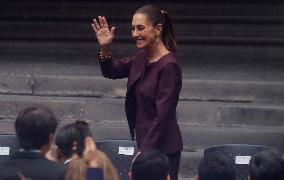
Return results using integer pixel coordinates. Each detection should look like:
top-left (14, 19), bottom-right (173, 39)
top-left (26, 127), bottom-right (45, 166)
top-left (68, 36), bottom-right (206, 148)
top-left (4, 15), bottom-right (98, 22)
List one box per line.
top-left (127, 51), bottom-right (147, 91)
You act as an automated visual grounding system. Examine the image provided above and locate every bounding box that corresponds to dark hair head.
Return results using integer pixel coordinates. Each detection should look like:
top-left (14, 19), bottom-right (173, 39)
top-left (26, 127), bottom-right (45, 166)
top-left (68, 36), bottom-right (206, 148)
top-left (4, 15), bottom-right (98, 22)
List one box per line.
top-left (55, 120), bottom-right (92, 158)
top-left (249, 150), bottom-right (284, 180)
top-left (15, 105), bottom-right (59, 150)
top-left (131, 149), bottom-right (170, 180)
top-left (135, 4), bottom-right (177, 52)
top-left (73, 120), bottom-right (93, 157)
top-left (55, 123), bottom-right (80, 159)
top-left (198, 151), bottom-right (236, 180)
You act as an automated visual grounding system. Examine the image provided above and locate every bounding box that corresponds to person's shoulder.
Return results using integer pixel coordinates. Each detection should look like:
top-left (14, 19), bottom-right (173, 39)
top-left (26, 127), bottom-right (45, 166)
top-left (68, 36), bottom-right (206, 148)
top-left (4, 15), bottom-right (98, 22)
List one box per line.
top-left (32, 157), bottom-right (66, 173)
top-left (43, 159), bottom-right (66, 178)
top-left (161, 52), bottom-right (177, 63)
top-left (45, 158), bottom-right (65, 169)
top-left (2, 156), bottom-right (66, 179)
top-left (158, 53), bottom-right (180, 69)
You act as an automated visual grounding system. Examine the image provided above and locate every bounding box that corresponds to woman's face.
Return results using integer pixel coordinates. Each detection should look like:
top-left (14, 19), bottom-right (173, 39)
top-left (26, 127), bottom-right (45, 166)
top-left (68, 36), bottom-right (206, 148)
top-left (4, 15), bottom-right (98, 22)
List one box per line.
top-left (131, 13), bottom-right (160, 50)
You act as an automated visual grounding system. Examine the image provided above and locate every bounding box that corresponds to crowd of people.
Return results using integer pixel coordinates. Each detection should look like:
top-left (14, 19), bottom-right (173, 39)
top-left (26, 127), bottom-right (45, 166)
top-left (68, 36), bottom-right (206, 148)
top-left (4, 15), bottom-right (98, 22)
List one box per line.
top-left (0, 104), bottom-right (283, 180)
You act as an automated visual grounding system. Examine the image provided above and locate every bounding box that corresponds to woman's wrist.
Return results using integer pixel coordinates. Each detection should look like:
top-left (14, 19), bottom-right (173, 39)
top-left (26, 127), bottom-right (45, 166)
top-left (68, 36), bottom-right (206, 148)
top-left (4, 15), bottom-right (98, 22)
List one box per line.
top-left (98, 51), bottom-right (111, 61)
top-left (100, 46), bottom-right (111, 56)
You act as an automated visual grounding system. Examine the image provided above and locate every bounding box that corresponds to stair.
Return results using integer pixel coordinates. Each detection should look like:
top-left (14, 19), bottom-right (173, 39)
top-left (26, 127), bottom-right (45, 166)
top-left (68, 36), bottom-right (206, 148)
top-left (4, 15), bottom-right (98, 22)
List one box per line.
top-left (1, 0), bottom-right (284, 179)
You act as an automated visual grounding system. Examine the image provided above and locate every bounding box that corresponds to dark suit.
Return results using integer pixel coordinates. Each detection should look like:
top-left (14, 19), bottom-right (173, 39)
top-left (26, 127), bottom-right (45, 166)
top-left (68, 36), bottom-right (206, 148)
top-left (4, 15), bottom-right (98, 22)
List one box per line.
top-left (2, 151), bottom-right (65, 180)
top-left (99, 50), bottom-right (183, 154)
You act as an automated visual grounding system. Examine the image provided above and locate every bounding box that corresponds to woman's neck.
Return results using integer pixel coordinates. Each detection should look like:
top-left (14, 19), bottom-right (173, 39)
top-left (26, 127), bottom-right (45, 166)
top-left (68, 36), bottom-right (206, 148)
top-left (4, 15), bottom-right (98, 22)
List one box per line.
top-left (147, 42), bottom-right (170, 63)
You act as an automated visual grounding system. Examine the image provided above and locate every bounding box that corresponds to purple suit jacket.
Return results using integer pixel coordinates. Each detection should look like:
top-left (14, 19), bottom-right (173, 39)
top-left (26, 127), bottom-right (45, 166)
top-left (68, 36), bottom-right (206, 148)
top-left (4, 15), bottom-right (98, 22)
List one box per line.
top-left (99, 50), bottom-right (183, 154)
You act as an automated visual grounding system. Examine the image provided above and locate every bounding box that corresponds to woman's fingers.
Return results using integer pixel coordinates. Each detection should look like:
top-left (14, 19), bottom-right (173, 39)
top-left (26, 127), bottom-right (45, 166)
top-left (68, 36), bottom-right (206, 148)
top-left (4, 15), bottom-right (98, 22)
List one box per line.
top-left (101, 16), bottom-right (109, 29)
top-left (98, 16), bottom-right (104, 28)
top-left (91, 23), bottom-right (98, 34)
top-left (110, 27), bottom-right (116, 36)
top-left (85, 136), bottom-right (96, 151)
top-left (92, 18), bottom-right (101, 32)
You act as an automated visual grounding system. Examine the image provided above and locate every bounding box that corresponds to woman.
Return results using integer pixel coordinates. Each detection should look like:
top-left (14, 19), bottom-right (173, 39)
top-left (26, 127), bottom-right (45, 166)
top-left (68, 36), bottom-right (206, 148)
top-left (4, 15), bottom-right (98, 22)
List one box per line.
top-left (65, 136), bottom-right (119, 180)
top-left (56, 121), bottom-right (119, 180)
top-left (92, 5), bottom-right (183, 180)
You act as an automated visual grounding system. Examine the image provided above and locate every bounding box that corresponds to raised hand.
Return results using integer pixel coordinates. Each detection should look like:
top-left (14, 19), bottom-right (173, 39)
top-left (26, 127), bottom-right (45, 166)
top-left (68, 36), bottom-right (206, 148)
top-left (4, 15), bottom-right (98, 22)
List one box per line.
top-left (92, 16), bottom-right (115, 50)
top-left (83, 136), bottom-right (98, 168)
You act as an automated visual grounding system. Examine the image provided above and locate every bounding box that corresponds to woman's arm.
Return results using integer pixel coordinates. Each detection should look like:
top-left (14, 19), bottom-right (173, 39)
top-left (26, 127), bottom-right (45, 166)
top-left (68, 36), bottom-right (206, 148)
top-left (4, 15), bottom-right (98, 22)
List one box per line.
top-left (99, 56), bottom-right (134, 79)
top-left (92, 16), bottom-right (134, 79)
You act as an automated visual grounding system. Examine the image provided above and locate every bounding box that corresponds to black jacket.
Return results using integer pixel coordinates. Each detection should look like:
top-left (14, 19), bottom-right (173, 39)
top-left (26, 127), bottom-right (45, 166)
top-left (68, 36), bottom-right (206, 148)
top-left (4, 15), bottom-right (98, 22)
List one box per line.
top-left (2, 151), bottom-right (66, 180)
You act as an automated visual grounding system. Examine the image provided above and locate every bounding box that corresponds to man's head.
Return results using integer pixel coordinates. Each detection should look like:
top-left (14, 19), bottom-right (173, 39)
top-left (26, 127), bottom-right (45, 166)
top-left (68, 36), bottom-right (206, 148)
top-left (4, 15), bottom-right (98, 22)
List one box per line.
top-left (131, 149), bottom-right (170, 180)
top-left (249, 150), bottom-right (284, 180)
top-left (15, 105), bottom-right (58, 150)
top-left (197, 151), bottom-right (236, 180)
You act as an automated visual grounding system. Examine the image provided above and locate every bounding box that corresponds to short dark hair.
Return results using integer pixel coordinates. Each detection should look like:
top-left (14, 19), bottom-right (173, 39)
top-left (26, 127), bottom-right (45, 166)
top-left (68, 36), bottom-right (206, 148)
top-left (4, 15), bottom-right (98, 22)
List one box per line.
top-left (73, 120), bottom-right (93, 156)
top-left (249, 150), bottom-right (284, 180)
top-left (198, 151), bottom-right (236, 180)
top-left (15, 105), bottom-right (58, 150)
top-left (131, 149), bottom-right (170, 180)
top-left (55, 123), bottom-right (80, 158)
top-left (55, 120), bottom-right (92, 158)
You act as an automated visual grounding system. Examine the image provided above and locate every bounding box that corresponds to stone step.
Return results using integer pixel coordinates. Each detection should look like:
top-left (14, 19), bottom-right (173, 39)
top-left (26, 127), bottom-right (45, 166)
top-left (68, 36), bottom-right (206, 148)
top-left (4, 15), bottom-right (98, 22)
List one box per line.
top-left (1, 74), bottom-right (284, 103)
top-left (1, 116), bottom-right (283, 152)
top-left (2, 20), bottom-right (284, 41)
top-left (1, 41), bottom-right (284, 65)
top-left (87, 121), bottom-right (284, 152)
top-left (0, 48), bottom-right (283, 81)
top-left (0, 95), bottom-right (283, 151)
top-left (1, 91), bottom-right (284, 126)
top-left (0, 56), bottom-right (283, 82)
top-left (1, 1), bottom-right (284, 20)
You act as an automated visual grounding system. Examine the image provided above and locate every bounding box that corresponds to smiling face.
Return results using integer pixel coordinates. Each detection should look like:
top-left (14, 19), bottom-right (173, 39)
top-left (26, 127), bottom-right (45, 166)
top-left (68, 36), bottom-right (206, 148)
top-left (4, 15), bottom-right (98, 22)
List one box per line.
top-left (131, 13), bottom-right (161, 50)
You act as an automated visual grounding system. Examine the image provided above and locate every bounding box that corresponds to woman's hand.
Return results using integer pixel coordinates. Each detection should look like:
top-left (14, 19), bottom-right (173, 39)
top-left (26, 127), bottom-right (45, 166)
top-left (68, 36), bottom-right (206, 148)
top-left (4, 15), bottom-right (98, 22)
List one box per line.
top-left (83, 136), bottom-right (99, 168)
top-left (92, 16), bottom-right (115, 52)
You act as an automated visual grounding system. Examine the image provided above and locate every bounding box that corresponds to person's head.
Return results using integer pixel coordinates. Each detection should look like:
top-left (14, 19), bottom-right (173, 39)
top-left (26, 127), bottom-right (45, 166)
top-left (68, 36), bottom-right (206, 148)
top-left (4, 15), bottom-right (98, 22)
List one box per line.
top-left (73, 120), bottom-right (93, 157)
top-left (197, 151), bottom-right (236, 180)
top-left (248, 150), bottom-right (284, 180)
top-left (131, 149), bottom-right (170, 180)
top-left (64, 128), bottom-right (120, 180)
top-left (15, 105), bottom-right (58, 152)
top-left (132, 4), bottom-right (176, 52)
top-left (55, 123), bottom-right (80, 162)
top-left (55, 121), bottom-right (92, 163)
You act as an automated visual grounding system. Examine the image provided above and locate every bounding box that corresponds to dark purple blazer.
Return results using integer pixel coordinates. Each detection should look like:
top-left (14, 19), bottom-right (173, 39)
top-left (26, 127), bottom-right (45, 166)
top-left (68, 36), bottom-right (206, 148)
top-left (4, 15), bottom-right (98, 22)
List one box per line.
top-left (99, 50), bottom-right (183, 154)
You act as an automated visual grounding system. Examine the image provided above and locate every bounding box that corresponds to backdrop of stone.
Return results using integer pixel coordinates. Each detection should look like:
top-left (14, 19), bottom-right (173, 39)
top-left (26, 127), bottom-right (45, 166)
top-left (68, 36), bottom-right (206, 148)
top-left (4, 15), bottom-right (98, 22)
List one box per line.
top-left (0, 1), bottom-right (283, 179)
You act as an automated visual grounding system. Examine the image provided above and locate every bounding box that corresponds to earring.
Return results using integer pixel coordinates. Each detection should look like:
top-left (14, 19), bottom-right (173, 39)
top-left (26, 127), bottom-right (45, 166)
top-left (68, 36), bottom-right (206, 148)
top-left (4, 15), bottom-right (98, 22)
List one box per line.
top-left (156, 36), bottom-right (160, 42)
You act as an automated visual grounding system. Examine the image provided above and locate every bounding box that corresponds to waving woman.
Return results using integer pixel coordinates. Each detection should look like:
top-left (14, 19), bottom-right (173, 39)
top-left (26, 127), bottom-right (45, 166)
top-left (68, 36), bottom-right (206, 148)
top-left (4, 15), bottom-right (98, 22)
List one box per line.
top-left (92, 5), bottom-right (183, 180)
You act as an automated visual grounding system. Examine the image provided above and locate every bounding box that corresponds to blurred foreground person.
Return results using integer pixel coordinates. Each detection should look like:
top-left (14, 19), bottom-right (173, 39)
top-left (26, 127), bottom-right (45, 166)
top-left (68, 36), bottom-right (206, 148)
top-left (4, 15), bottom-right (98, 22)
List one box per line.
top-left (131, 149), bottom-right (170, 180)
top-left (197, 151), bottom-right (236, 180)
top-left (1, 105), bottom-right (65, 180)
top-left (249, 150), bottom-right (284, 180)
top-left (56, 121), bottom-right (119, 180)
